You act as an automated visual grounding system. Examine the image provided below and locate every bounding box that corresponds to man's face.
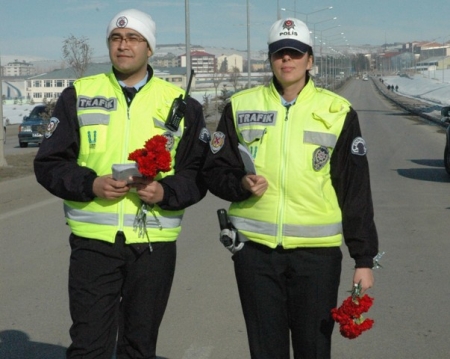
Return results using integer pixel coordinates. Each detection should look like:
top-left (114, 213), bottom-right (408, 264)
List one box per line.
top-left (108, 28), bottom-right (152, 79)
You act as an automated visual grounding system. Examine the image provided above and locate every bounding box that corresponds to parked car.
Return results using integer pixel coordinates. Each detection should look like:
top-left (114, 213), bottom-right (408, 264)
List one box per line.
top-left (441, 106), bottom-right (450, 174)
top-left (18, 105), bottom-right (49, 148)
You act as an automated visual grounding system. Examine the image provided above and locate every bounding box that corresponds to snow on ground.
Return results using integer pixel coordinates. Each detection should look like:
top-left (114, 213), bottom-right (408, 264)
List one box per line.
top-left (3, 70), bottom-right (450, 126)
top-left (380, 69), bottom-right (450, 107)
top-left (2, 103), bottom-right (43, 126)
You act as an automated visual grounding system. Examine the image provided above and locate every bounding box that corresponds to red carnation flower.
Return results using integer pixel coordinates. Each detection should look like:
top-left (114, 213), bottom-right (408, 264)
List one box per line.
top-left (331, 294), bottom-right (374, 339)
top-left (128, 135), bottom-right (172, 179)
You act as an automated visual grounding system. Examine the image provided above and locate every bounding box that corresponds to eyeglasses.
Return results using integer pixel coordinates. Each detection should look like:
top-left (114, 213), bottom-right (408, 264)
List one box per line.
top-left (109, 34), bottom-right (147, 45)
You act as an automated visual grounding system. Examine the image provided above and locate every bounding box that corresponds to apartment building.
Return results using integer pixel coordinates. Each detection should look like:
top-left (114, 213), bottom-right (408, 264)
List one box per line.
top-left (25, 63), bottom-right (190, 102)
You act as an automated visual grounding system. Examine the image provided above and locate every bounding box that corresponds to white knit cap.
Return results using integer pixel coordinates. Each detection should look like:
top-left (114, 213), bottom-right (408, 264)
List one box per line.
top-left (268, 18), bottom-right (312, 54)
top-left (106, 9), bottom-right (156, 51)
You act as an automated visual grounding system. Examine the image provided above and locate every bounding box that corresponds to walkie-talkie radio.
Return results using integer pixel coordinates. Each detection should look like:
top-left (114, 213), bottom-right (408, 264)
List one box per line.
top-left (217, 209), bottom-right (233, 247)
top-left (165, 69), bottom-right (195, 131)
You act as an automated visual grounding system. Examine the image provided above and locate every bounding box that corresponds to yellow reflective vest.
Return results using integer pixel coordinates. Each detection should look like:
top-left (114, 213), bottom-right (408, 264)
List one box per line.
top-left (64, 72), bottom-right (185, 244)
top-left (229, 80), bottom-right (351, 249)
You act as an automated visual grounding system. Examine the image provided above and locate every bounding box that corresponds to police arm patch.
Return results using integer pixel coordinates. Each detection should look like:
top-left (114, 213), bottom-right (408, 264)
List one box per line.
top-left (44, 117), bottom-right (60, 138)
top-left (351, 137), bottom-right (367, 156)
top-left (210, 131), bottom-right (225, 154)
top-left (199, 127), bottom-right (211, 143)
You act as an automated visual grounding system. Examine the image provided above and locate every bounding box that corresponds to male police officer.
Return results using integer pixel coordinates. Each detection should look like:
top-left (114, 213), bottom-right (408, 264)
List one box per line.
top-left (34, 9), bottom-right (208, 359)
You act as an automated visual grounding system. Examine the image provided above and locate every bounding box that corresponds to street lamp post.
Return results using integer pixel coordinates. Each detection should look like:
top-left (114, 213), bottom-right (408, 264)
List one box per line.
top-left (310, 17), bottom-right (337, 53)
top-left (318, 25), bottom-right (342, 82)
top-left (280, 5), bottom-right (333, 26)
top-left (0, 55), bottom-right (7, 167)
top-left (247, 0), bottom-right (251, 88)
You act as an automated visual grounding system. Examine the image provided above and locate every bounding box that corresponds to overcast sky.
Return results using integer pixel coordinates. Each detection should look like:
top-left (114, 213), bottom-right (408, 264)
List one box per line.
top-left (1, 0), bottom-right (449, 61)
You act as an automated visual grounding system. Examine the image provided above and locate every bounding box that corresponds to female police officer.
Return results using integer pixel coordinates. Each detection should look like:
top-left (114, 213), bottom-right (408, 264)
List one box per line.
top-left (202, 18), bottom-right (378, 359)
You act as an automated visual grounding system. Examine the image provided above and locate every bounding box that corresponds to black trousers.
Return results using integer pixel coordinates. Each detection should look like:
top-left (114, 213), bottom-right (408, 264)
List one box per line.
top-left (233, 242), bottom-right (342, 359)
top-left (66, 233), bottom-right (176, 359)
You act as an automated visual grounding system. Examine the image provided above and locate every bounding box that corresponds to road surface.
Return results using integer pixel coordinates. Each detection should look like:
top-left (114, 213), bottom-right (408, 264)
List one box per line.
top-left (1, 78), bottom-right (450, 358)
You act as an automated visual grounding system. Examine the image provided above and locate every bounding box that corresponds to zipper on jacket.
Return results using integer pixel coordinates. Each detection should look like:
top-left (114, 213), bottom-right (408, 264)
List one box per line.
top-left (277, 105), bottom-right (291, 244)
top-left (284, 104), bottom-right (291, 121)
top-left (118, 95), bottom-right (133, 232)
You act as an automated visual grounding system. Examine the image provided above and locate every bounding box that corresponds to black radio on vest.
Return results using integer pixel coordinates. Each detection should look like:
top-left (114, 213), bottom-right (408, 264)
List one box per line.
top-left (217, 209), bottom-right (233, 247)
top-left (165, 69), bottom-right (195, 132)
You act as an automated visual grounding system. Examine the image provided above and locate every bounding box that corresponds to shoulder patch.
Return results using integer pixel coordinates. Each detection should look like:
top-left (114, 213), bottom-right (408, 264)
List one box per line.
top-left (351, 137), bottom-right (367, 156)
top-left (44, 117), bottom-right (60, 138)
top-left (199, 127), bottom-right (211, 143)
top-left (162, 132), bottom-right (175, 151)
top-left (210, 131), bottom-right (225, 154)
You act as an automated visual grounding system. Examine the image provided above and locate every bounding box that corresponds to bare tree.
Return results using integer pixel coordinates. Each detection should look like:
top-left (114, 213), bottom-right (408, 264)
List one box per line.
top-left (211, 70), bottom-right (225, 119)
top-left (62, 35), bottom-right (93, 78)
top-left (41, 98), bottom-right (57, 121)
top-left (229, 66), bottom-right (241, 92)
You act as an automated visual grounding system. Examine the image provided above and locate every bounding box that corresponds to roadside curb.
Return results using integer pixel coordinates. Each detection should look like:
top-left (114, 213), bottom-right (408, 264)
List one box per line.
top-left (371, 77), bottom-right (445, 127)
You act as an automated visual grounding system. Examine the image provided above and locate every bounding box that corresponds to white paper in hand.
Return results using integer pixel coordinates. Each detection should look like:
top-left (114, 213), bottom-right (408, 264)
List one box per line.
top-left (112, 163), bottom-right (142, 183)
top-left (238, 143), bottom-right (256, 174)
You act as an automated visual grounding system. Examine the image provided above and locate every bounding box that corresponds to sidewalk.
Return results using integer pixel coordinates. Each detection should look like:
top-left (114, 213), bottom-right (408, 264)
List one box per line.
top-left (371, 77), bottom-right (444, 125)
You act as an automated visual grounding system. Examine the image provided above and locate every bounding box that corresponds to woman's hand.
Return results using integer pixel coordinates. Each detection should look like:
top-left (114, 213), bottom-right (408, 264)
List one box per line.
top-left (241, 174), bottom-right (268, 197)
top-left (353, 268), bottom-right (374, 295)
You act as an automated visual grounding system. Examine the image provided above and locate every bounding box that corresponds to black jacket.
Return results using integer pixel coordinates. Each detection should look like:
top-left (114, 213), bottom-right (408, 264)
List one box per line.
top-left (34, 67), bottom-right (208, 212)
top-left (203, 100), bottom-right (378, 268)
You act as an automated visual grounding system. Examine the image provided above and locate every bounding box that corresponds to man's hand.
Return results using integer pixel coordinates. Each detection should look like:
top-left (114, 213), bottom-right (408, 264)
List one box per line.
top-left (93, 175), bottom-right (130, 200)
top-left (241, 174), bottom-right (268, 197)
top-left (130, 177), bottom-right (164, 204)
top-left (353, 268), bottom-right (374, 295)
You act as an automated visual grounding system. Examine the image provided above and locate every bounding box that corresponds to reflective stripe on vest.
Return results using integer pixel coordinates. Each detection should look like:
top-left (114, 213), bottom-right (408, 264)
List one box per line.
top-left (64, 204), bottom-right (183, 229)
top-left (230, 216), bottom-right (342, 238)
top-left (303, 130), bottom-right (337, 148)
top-left (78, 113), bottom-right (110, 126)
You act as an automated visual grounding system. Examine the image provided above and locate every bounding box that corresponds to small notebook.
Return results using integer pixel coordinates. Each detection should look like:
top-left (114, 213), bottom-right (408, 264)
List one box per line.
top-left (238, 143), bottom-right (256, 174)
top-left (112, 163), bottom-right (142, 182)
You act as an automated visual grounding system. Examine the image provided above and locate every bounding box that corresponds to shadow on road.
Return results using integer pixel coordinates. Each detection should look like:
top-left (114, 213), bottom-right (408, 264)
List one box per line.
top-left (397, 159), bottom-right (450, 183)
top-left (0, 330), bottom-right (170, 359)
top-left (0, 330), bottom-right (66, 359)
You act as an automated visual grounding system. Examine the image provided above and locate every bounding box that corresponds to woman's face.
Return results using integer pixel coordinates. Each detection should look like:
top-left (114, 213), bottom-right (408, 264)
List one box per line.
top-left (270, 49), bottom-right (313, 89)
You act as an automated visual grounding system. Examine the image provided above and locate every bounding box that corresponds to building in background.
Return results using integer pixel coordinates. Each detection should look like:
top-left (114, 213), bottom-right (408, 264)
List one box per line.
top-left (151, 53), bottom-right (179, 68)
top-left (25, 63), bottom-right (190, 103)
top-left (217, 54), bottom-right (243, 72)
top-left (179, 50), bottom-right (216, 73)
top-left (1, 60), bottom-right (36, 77)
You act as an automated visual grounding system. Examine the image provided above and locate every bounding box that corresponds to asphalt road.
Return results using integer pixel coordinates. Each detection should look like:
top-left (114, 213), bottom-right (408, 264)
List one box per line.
top-left (1, 78), bottom-right (450, 358)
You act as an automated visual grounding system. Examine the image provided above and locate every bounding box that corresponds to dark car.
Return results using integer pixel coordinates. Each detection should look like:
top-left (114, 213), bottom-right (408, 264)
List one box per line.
top-left (18, 105), bottom-right (49, 148)
top-left (441, 106), bottom-right (450, 174)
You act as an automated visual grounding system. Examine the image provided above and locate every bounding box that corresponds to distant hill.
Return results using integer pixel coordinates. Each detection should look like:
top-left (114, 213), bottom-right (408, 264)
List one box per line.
top-left (1, 43), bottom-right (270, 73)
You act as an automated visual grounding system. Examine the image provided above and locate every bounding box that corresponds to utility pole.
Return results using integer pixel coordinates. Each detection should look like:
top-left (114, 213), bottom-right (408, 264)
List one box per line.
top-left (0, 55), bottom-right (8, 167)
top-left (247, 0), bottom-right (251, 88)
top-left (185, 0), bottom-right (191, 89)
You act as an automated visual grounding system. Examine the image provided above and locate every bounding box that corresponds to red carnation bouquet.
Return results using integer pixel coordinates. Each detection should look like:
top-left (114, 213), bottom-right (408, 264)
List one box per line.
top-left (128, 135), bottom-right (172, 179)
top-left (331, 283), bottom-right (374, 339)
top-left (128, 135), bottom-right (172, 244)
